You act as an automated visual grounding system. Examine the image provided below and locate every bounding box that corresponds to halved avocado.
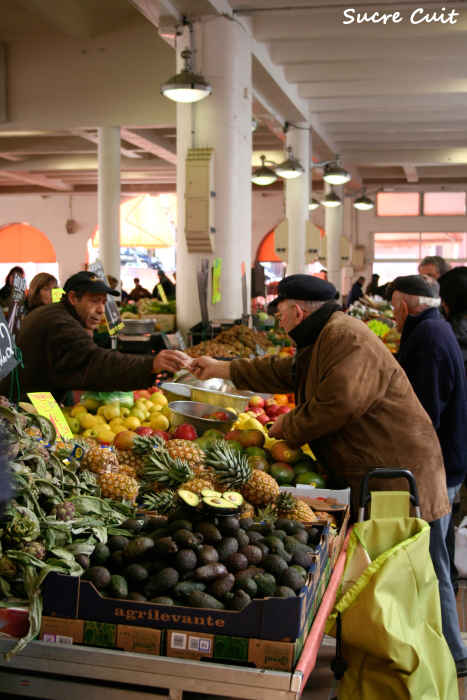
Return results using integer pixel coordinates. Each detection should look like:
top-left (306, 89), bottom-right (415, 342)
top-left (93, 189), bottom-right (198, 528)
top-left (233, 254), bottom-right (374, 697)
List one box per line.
top-left (178, 490), bottom-right (200, 510)
top-left (201, 489), bottom-right (223, 498)
top-left (202, 497), bottom-right (238, 515)
top-left (222, 492), bottom-right (244, 507)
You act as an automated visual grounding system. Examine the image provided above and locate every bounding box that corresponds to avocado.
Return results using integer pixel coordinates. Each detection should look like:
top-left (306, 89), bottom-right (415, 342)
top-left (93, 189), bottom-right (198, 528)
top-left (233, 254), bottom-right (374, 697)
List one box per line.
top-left (203, 496), bottom-right (238, 516)
top-left (247, 531), bottom-right (263, 544)
top-left (255, 542), bottom-right (270, 557)
top-left (274, 586), bottom-right (296, 598)
top-left (99, 591), bottom-right (109, 598)
top-left (272, 530), bottom-right (287, 541)
top-left (252, 575), bottom-right (276, 598)
top-left (90, 543), bottom-right (110, 567)
top-left (121, 518), bottom-right (145, 535)
top-left (225, 553), bottom-right (248, 573)
top-left (148, 528), bottom-right (170, 541)
top-left (222, 592), bottom-right (235, 605)
top-left (167, 507), bottom-right (201, 525)
top-left (188, 591), bottom-right (225, 610)
top-left (218, 517), bottom-right (240, 538)
top-left (234, 577), bottom-right (257, 597)
top-left (262, 573), bottom-right (276, 584)
top-left (123, 563), bottom-right (149, 588)
top-left (239, 517), bottom-right (254, 530)
top-left (194, 522), bottom-right (222, 545)
top-left (144, 516), bottom-right (168, 533)
top-left (173, 581), bottom-right (207, 599)
top-left (283, 536), bottom-right (314, 554)
top-left (216, 537), bottom-right (238, 562)
top-left (152, 559), bottom-right (169, 574)
top-left (247, 522), bottom-right (275, 535)
top-left (152, 537), bottom-right (178, 557)
top-left (292, 530), bottom-right (309, 545)
top-left (181, 570), bottom-right (196, 581)
top-left (75, 554), bottom-right (90, 570)
top-left (239, 545), bottom-right (263, 565)
top-left (139, 560), bottom-right (153, 573)
top-left (235, 530), bottom-right (250, 548)
top-left (234, 567), bottom-right (265, 581)
top-left (127, 591), bottom-right (148, 602)
top-left (106, 550), bottom-right (126, 574)
top-left (222, 492), bottom-right (244, 508)
top-left (81, 566), bottom-right (111, 590)
top-left (150, 596), bottom-right (174, 605)
top-left (274, 519), bottom-right (304, 535)
top-left (172, 529), bottom-right (197, 548)
top-left (226, 590), bottom-right (251, 611)
top-left (177, 490), bottom-right (200, 510)
top-left (107, 536), bottom-right (130, 553)
top-left (143, 568), bottom-right (179, 598)
top-left (200, 489), bottom-right (222, 498)
top-left (196, 545), bottom-right (219, 566)
top-left (173, 549), bottom-right (198, 572)
top-left (307, 527), bottom-right (321, 546)
top-left (167, 519), bottom-right (193, 536)
top-left (261, 554), bottom-right (288, 576)
top-left (196, 563), bottom-right (228, 581)
top-left (279, 567), bottom-right (306, 593)
top-left (210, 573), bottom-right (235, 597)
top-left (107, 574), bottom-right (129, 599)
top-left (124, 537), bottom-right (155, 562)
top-left (290, 565), bottom-right (307, 578)
top-left (259, 536), bottom-right (286, 554)
top-left (291, 551), bottom-right (314, 569)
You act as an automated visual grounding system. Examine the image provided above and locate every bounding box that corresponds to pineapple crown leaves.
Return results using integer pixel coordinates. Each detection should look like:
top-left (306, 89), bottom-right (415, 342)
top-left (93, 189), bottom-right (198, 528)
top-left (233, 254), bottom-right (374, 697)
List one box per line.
top-left (142, 489), bottom-right (176, 515)
top-left (204, 440), bottom-right (252, 487)
top-left (132, 434), bottom-right (165, 456)
top-left (256, 504), bottom-right (277, 522)
top-left (275, 492), bottom-right (295, 511)
top-left (142, 449), bottom-right (194, 487)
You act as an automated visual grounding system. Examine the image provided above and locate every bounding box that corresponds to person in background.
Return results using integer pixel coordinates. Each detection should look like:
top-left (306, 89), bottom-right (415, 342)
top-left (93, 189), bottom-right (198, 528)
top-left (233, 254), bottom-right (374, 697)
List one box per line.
top-left (128, 278), bottom-right (151, 302)
top-left (365, 273), bottom-right (380, 296)
top-left (345, 276), bottom-right (365, 308)
top-left (106, 275), bottom-right (129, 305)
top-left (391, 274), bottom-right (467, 673)
top-left (439, 267), bottom-right (467, 374)
top-left (153, 270), bottom-right (175, 300)
top-left (419, 255), bottom-right (451, 280)
top-left (24, 273), bottom-right (57, 315)
top-left (0, 266), bottom-right (25, 308)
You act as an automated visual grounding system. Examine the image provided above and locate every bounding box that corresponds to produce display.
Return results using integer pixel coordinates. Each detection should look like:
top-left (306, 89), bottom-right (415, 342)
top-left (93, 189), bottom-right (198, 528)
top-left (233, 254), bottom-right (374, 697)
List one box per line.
top-left (366, 319), bottom-right (401, 354)
top-left (347, 297), bottom-right (400, 354)
top-left (120, 299), bottom-right (176, 320)
top-left (184, 325), bottom-right (277, 359)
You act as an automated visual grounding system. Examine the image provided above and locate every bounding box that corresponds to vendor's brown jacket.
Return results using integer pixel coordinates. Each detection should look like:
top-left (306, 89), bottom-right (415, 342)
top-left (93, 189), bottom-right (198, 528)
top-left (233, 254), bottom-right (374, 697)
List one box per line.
top-left (0, 299), bottom-right (155, 404)
top-left (231, 311), bottom-right (450, 523)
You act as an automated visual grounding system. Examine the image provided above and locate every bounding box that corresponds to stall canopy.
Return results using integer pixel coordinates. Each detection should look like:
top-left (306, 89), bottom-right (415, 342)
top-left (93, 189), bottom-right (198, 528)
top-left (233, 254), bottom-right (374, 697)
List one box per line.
top-left (0, 223), bottom-right (56, 262)
top-left (256, 229), bottom-right (282, 263)
top-left (93, 195), bottom-right (176, 248)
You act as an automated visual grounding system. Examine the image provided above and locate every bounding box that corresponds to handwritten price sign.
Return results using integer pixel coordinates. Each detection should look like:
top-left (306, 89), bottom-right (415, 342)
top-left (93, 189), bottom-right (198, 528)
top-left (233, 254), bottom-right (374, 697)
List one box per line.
top-left (28, 392), bottom-right (73, 439)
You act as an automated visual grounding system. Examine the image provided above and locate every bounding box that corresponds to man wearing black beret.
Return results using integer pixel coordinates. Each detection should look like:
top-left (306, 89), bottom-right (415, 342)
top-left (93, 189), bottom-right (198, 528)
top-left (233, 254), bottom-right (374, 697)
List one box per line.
top-left (191, 273), bottom-right (449, 521)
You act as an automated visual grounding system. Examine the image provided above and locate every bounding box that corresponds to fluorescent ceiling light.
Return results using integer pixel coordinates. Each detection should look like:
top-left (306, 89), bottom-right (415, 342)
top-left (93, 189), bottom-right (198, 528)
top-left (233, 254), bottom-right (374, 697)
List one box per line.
top-left (323, 156), bottom-right (350, 186)
top-left (161, 49), bottom-right (212, 103)
top-left (275, 146), bottom-right (304, 179)
top-left (321, 190), bottom-right (342, 208)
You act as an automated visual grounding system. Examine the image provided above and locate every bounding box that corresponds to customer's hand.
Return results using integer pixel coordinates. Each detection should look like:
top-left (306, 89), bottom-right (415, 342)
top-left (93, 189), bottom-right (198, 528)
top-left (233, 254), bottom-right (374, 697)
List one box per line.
top-left (190, 357), bottom-right (231, 381)
top-left (268, 413), bottom-right (285, 439)
top-left (152, 350), bottom-right (193, 374)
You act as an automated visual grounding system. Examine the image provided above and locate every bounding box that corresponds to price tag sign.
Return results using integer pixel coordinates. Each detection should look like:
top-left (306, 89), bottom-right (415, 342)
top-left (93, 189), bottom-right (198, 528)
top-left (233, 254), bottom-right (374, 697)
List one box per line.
top-left (0, 307), bottom-right (19, 381)
top-left (8, 273), bottom-right (27, 345)
top-left (212, 258), bottom-right (221, 305)
top-left (175, 330), bottom-right (186, 350)
top-left (88, 261), bottom-right (124, 335)
top-left (27, 392), bottom-right (73, 439)
top-left (52, 289), bottom-right (66, 303)
top-left (157, 284), bottom-right (168, 303)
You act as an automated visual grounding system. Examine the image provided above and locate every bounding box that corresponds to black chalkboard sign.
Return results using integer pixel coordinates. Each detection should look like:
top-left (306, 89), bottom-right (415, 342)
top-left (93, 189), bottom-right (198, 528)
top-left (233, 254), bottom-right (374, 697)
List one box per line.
top-left (88, 261), bottom-right (123, 335)
top-left (8, 273), bottom-right (27, 345)
top-left (0, 307), bottom-right (19, 381)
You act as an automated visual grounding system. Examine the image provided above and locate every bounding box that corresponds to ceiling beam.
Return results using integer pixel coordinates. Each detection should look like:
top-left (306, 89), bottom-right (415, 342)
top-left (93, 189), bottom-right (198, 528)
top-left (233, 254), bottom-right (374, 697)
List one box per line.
top-left (327, 121), bottom-right (467, 134)
top-left (0, 170), bottom-right (73, 191)
top-left (343, 148), bottom-right (467, 166)
top-left (300, 78), bottom-right (467, 99)
top-left (309, 93), bottom-right (467, 113)
top-left (0, 153), bottom-right (23, 161)
top-left (70, 130), bottom-right (143, 160)
top-left (318, 108), bottom-right (467, 124)
top-left (403, 165), bottom-right (419, 183)
top-left (120, 128), bottom-right (177, 165)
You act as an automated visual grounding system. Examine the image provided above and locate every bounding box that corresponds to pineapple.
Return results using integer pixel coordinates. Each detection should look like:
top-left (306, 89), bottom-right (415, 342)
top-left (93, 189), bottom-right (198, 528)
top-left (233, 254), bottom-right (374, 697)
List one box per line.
top-left (241, 502), bottom-right (255, 519)
top-left (116, 450), bottom-right (144, 477)
top-left (205, 441), bottom-right (279, 508)
top-left (142, 489), bottom-right (176, 515)
top-left (119, 434), bottom-right (163, 477)
top-left (275, 492), bottom-right (316, 523)
top-left (165, 439), bottom-right (206, 473)
top-left (143, 448), bottom-right (218, 495)
top-left (118, 464), bottom-right (138, 478)
top-left (81, 447), bottom-right (120, 475)
top-left (97, 472), bottom-right (139, 502)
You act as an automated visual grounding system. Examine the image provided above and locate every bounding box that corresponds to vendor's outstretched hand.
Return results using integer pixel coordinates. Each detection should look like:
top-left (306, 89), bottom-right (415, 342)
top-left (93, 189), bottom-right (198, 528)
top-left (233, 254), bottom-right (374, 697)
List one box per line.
top-left (190, 357), bottom-right (231, 381)
top-left (152, 350), bottom-right (193, 375)
top-left (268, 413), bottom-right (285, 439)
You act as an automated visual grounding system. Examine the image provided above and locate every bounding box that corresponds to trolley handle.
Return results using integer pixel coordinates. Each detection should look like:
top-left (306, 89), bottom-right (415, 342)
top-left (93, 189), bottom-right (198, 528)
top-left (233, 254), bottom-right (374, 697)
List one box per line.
top-left (358, 468), bottom-right (421, 521)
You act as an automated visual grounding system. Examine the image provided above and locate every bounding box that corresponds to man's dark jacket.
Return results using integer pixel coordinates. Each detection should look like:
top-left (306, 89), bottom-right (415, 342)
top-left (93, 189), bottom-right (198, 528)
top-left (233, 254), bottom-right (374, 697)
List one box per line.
top-left (448, 313), bottom-right (467, 373)
top-left (398, 307), bottom-right (467, 487)
top-left (346, 280), bottom-right (363, 308)
top-left (0, 299), bottom-right (154, 403)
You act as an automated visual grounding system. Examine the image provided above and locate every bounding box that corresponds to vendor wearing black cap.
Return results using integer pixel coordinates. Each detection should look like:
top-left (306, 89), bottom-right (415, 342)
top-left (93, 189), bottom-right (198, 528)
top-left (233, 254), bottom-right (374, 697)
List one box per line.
top-left (0, 271), bottom-right (191, 403)
top-left (191, 273), bottom-right (450, 528)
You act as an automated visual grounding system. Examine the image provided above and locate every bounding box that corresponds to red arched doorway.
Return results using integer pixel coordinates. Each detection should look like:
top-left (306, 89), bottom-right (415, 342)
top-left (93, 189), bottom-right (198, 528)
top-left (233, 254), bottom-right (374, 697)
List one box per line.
top-left (0, 223), bottom-right (58, 287)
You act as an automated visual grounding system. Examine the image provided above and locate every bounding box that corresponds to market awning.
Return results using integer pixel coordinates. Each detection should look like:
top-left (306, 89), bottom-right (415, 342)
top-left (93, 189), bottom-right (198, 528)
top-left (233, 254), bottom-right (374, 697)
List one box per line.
top-left (0, 223), bottom-right (56, 262)
top-left (93, 195), bottom-right (176, 248)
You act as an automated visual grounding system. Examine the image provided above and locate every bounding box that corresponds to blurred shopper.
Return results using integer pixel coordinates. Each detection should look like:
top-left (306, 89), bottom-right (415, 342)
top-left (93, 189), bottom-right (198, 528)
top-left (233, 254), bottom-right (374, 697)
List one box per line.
top-left (365, 273), bottom-right (380, 296)
top-left (128, 278), bottom-right (151, 302)
top-left (419, 255), bottom-right (451, 280)
top-left (0, 266), bottom-right (25, 308)
top-left (391, 274), bottom-right (467, 673)
top-left (345, 276), bottom-right (365, 308)
top-left (24, 273), bottom-right (57, 315)
top-left (153, 270), bottom-right (175, 300)
top-left (439, 267), bottom-right (467, 373)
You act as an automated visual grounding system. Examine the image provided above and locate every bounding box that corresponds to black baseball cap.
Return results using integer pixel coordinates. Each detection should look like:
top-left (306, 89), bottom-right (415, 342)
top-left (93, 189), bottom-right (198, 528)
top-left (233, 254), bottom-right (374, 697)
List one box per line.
top-left (64, 271), bottom-right (119, 297)
top-left (271, 274), bottom-right (337, 306)
top-left (388, 274), bottom-right (440, 299)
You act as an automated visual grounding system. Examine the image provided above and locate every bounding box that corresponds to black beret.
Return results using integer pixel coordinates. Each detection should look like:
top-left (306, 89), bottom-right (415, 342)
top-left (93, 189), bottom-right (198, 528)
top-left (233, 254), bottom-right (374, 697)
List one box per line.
top-left (388, 274), bottom-right (439, 299)
top-left (270, 274), bottom-right (337, 306)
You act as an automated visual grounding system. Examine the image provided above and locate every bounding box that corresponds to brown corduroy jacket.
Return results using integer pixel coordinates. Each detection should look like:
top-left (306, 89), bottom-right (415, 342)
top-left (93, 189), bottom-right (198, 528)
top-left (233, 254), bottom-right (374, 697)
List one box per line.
top-left (230, 310), bottom-right (450, 523)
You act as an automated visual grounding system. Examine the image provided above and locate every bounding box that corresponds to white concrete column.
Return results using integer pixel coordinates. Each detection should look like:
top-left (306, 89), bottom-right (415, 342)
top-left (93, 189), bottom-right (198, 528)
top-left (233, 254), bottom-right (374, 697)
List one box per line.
top-left (98, 126), bottom-right (121, 280)
top-left (285, 124), bottom-right (310, 275)
top-left (324, 182), bottom-right (343, 295)
top-left (176, 17), bottom-right (252, 335)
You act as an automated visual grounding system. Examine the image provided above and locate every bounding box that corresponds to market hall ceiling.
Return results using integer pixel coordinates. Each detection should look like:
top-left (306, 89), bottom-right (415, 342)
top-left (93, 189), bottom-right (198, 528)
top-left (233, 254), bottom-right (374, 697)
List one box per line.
top-left (0, 0), bottom-right (466, 194)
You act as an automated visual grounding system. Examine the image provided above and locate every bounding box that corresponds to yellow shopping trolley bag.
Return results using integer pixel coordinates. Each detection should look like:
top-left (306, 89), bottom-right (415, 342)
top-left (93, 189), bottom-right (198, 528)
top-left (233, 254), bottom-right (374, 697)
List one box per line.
top-left (326, 468), bottom-right (457, 700)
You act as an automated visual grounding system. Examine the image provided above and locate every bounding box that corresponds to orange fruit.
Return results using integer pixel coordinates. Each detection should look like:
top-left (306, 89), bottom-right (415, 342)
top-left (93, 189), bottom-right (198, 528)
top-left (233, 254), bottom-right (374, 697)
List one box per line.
top-left (274, 394), bottom-right (289, 406)
top-left (287, 403), bottom-right (296, 410)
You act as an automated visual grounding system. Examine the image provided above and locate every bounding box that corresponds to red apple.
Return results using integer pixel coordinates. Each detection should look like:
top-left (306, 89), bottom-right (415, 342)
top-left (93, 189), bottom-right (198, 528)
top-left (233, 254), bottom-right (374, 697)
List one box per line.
top-left (256, 414), bottom-right (270, 426)
top-left (135, 426), bottom-right (155, 437)
top-left (225, 429), bottom-right (244, 441)
top-left (174, 423), bottom-right (198, 441)
top-left (153, 430), bottom-right (170, 442)
top-left (265, 398), bottom-right (278, 408)
top-left (276, 406), bottom-right (291, 415)
top-left (266, 405), bottom-right (280, 418)
top-left (249, 406), bottom-right (265, 416)
top-left (211, 411), bottom-right (230, 421)
top-left (266, 416), bottom-right (277, 424)
top-left (138, 391), bottom-right (150, 400)
top-left (148, 386), bottom-right (162, 394)
top-left (133, 392), bottom-right (141, 401)
top-left (248, 396), bottom-right (265, 409)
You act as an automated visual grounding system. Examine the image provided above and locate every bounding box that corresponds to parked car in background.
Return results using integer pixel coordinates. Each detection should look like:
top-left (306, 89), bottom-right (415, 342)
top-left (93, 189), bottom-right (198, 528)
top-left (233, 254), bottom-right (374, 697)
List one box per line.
top-left (120, 248), bottom-right (148, 268)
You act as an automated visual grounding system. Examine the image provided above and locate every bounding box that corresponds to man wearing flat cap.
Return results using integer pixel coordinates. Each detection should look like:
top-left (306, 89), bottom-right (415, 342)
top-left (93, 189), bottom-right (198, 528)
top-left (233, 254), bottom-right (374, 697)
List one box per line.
top-left (0, 271), bottom-right (191, 403)
top-left (192, 273), bottom-right (450, 521)
top-left (391, 274), bottom-right (467, 671)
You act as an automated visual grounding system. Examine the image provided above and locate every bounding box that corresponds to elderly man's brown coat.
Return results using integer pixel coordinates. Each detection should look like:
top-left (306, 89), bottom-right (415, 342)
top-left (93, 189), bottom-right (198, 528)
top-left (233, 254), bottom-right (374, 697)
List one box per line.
top-left (230, 309), bottom-right (450, 522)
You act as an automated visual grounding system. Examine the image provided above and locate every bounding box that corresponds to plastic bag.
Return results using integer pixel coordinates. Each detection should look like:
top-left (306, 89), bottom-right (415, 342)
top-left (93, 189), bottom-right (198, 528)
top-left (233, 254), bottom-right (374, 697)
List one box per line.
top-left (80, 391), bottom-right (134, 409)
top-left (454, 516), bottom-right (467, 578)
